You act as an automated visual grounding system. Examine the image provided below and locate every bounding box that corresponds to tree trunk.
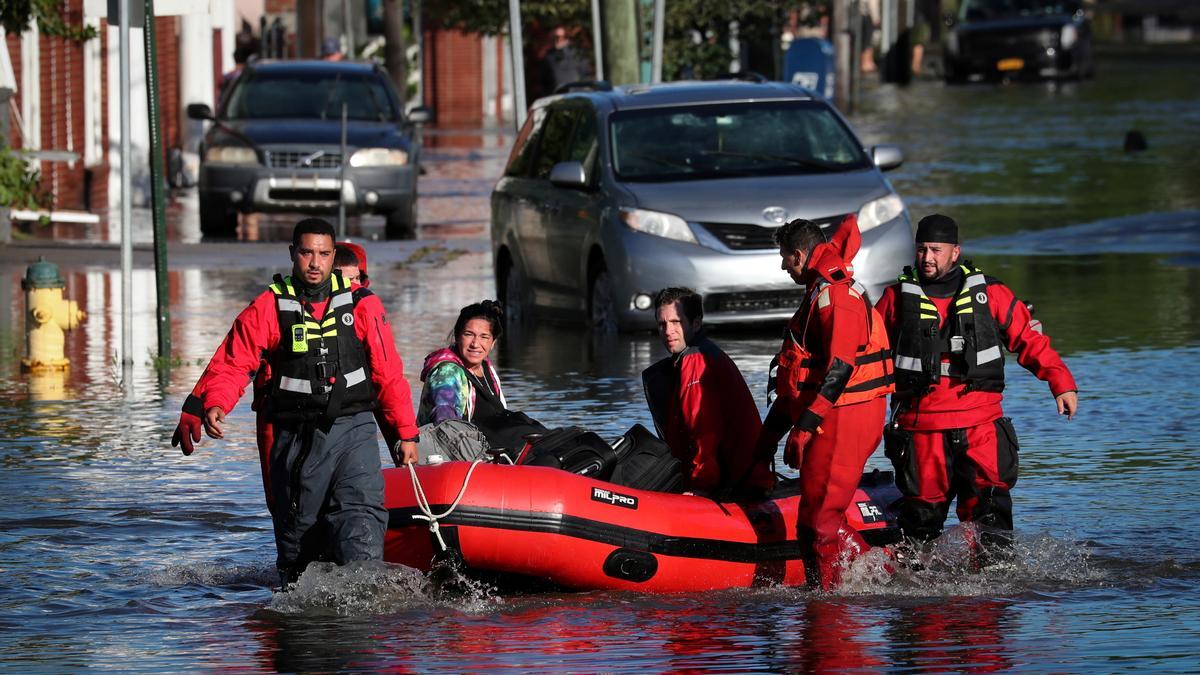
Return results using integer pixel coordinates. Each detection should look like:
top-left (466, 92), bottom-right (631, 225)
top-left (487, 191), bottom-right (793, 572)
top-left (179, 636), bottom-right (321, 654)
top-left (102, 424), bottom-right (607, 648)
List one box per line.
top-left (383, 0), bottom-right (407, 108)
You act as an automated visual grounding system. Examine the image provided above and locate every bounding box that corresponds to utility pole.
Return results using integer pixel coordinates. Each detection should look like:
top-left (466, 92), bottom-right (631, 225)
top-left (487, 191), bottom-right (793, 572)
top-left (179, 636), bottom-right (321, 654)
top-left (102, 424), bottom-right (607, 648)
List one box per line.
top-left (833, 0), bottom-right (854, 113)
top-left (507, 0), bottom-right (526, 130)
top-left (600, 0), bottom-right (639, 85)
top-left (383, 0), bottom-right (407, 107)
top-left (651, 0), bottom-right (665, 83)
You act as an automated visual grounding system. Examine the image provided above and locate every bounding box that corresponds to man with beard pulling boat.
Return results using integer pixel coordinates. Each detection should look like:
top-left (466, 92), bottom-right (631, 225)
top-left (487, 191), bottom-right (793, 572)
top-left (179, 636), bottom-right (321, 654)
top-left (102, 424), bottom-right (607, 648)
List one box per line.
top-left (874, 214), bottom-right (1077, 559)
top-left (755, 216), bottom-right (895, 589)
top-left (171, 218), bottom-right (420, 586)
top-left (641, 287), bottom-right (774, 498)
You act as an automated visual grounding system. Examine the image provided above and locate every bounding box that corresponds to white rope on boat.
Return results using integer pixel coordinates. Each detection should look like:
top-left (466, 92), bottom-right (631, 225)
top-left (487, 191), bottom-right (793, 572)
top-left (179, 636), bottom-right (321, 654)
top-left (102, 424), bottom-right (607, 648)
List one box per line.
top-left (407, 459), bottom-right (484, 552)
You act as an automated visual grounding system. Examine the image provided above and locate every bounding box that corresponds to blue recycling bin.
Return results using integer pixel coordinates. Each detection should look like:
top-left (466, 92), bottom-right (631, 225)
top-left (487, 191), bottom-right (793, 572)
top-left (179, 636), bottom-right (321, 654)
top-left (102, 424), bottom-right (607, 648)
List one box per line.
top-left (783, 38), bottom-right (835, 100)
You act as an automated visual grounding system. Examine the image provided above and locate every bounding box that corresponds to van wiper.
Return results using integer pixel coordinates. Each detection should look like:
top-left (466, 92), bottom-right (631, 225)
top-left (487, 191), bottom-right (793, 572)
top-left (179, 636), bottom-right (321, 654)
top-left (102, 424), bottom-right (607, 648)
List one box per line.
top-left (698, 150), bottom-right (853, 172)
top-left (621, 151), bottom-right (692, 171)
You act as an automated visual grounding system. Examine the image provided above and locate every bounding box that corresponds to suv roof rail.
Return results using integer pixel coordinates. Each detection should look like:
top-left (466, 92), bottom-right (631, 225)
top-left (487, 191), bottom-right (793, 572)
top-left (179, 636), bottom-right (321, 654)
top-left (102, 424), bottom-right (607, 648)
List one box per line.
top-left (553, 80), bottom-right (614, 95)
top-left (713, 71), bottom-right (769, 83)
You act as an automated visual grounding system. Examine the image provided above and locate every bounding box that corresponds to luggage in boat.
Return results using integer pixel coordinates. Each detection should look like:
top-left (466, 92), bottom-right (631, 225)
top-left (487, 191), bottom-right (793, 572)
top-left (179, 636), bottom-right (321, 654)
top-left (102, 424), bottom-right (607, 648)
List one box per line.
top-left (522, 427), bottom-right (620, 480)
top-left (609, 424), bottom-right (684, 493)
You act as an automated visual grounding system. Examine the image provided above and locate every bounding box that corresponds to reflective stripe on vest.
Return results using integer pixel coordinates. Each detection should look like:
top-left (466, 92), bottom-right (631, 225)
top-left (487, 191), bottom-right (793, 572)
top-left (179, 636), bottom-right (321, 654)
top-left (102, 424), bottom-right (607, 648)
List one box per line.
top-left (265, 272), bottom-right (374, 421)
top-left (893, 264), bottom-right (1006, 395)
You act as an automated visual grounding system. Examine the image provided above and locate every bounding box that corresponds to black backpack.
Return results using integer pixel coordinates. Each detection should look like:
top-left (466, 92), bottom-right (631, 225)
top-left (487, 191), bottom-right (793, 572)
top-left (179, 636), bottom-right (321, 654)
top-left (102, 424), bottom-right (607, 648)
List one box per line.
top-left (609, 424), bottom-right (684, 493)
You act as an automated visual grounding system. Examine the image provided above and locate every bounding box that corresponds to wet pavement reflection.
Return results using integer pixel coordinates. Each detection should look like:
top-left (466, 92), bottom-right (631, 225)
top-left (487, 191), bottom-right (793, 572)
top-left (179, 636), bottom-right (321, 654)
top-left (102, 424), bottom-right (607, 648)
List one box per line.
top-left (3, 52), bottom-right (1200, 670)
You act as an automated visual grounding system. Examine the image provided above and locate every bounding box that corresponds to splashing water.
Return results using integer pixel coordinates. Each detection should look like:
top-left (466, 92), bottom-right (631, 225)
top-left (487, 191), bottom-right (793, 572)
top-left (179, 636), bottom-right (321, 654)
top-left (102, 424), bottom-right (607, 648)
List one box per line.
top-left (266, 560), bottom-right (501, 616)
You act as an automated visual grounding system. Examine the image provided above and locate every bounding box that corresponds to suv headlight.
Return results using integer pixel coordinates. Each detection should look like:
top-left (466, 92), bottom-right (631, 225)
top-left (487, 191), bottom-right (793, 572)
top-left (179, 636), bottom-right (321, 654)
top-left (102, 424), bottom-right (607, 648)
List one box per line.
top-left (619, 207), bottom-right (697, 244)
top-left (204, 146), bottom-right (258, 165)
top-left (1060, 23), bottom-right (1078, 49)
top-left (349, 148), bottom-right (409, 167)
top-left (857, 194), bottom-right (905, 232)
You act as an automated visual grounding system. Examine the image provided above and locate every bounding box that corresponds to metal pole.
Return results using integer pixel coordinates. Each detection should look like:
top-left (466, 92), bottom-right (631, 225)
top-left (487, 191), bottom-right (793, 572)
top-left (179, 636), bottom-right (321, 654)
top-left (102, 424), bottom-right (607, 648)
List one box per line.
top-left (651, 0), bottom-right (664, 83)
top-left (144, 0), bottom-right (171, 363)
top-left (341, 0), bottom-right (354, 57)
top-left (591, 0), bottom-right (604, 81)
top-left (414, 0), bottom-right (423, 107)
top-left (338, 102), bottom-right (347, 238)
top-left (119, 0), bottom-right (134, 376)
top-left (507, 0), bottom-right (526, 130)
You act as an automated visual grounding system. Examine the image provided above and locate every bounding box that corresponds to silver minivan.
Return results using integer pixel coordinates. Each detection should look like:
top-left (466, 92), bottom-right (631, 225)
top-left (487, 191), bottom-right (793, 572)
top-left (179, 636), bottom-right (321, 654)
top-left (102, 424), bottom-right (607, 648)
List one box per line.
top-left (491, 79), bottom-right (913, 331)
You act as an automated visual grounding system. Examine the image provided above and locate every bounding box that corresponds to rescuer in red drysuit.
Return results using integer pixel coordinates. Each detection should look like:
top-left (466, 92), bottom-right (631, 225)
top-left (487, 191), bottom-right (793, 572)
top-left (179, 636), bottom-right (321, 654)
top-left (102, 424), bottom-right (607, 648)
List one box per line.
top-left (179, 240), bottom-right (381, 514)
top-left (171, 220), bottom-right (419, 584)
top-left (754, 215), bottom-right (895, 589)
top-left (641, 287), bottom-right (774, 497)
top-left (874, 214), bottom-right (1078, 556)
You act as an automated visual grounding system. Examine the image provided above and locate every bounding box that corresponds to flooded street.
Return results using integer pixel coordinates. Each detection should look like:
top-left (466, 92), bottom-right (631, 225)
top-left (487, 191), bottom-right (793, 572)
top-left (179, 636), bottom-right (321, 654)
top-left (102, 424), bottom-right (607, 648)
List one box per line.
top-left (3, 52), bottom-right (1200, 670)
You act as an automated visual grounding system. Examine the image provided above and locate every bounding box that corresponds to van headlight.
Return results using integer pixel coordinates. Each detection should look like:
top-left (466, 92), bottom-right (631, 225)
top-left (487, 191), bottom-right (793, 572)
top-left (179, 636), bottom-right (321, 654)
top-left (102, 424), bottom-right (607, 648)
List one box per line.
top-left (857, 194), bottom-right (905, 232)
top-left (349, 148), bottom-right (409, 167)
top-left (1060, 23), bottom-right (1078, 49)
top-left (204, 146), bottom-right (258, 165)
top-left (619, 207), bottom-right (697, 244)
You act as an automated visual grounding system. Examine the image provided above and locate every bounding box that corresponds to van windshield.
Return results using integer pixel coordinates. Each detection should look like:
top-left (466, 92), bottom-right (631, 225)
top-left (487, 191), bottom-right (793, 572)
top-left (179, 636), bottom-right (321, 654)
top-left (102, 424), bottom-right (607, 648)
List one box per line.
top-left (610, 101), bottom-right (870, 182)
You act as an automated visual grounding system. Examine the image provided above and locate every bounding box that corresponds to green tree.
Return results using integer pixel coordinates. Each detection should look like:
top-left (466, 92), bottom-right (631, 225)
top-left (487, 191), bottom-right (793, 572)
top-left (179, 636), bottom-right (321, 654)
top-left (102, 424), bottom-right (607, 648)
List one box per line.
top-left (1, 0), bottom-right (97, 41)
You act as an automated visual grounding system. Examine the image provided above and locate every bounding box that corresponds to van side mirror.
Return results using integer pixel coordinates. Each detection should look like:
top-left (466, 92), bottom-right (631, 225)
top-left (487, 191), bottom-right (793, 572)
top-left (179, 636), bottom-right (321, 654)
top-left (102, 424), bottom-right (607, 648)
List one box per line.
top-left (871, 145), bottom-right (904, 171)
top-left (943, 12), bottom-right (956, 27)
top-left (407, 106), bottom-right (433, 124)
top-left (549, 160), bottom-right (588, 188)
top-left (187, 103), bottom-right (214, 121)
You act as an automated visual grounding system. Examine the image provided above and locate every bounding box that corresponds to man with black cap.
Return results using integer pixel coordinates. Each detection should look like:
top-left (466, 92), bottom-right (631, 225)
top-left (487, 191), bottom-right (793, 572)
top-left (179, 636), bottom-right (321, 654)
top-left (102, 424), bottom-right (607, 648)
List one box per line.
top-left (875, 214), bottom-right (1078, 560)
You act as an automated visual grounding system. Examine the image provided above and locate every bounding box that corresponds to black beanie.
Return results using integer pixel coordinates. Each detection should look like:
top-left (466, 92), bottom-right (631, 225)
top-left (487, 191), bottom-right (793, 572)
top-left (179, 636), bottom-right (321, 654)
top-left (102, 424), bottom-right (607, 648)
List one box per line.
top-left (915, 214), bottom-right (959, 244)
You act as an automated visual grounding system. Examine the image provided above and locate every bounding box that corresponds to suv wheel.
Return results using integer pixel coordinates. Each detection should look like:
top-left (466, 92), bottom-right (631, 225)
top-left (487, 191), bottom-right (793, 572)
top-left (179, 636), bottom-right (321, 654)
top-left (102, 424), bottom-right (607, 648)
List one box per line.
top-left (589, 268), bottom-right (617, 334)
top-left (199, 199), bottom-right (238, 238)
top-left (385, 199), bottom-right (417, 240)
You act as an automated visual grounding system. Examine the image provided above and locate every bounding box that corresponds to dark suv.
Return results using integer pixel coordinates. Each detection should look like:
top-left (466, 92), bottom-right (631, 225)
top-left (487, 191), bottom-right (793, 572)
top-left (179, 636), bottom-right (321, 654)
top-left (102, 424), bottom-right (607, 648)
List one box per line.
top-left (943, 0), bottom-right (1094, 83)
top-left (189, 60), bottom-right (429, 238)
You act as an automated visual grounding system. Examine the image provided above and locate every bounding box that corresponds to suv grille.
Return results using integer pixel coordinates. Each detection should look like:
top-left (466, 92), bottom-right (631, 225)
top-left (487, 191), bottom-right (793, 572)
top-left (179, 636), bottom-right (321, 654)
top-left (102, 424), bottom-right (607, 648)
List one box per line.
top-left (266, 150), bottom-right (344, 169)
top-left (700, 214), bottom-right (850, 250)
top-left (705, 289), bottom-right (808, 313)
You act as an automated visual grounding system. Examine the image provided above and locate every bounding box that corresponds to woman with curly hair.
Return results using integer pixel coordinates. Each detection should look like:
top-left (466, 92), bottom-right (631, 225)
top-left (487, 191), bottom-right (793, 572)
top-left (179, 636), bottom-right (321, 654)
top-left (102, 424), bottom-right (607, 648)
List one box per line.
top-left (418, 300), bottom-right (508, 427)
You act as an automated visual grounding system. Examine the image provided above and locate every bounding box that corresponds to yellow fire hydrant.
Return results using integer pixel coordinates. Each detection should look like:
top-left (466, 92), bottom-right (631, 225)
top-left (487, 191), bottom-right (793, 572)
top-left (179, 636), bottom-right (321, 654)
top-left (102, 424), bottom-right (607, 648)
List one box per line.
top-left (22, 257), bottom-right (86, 372)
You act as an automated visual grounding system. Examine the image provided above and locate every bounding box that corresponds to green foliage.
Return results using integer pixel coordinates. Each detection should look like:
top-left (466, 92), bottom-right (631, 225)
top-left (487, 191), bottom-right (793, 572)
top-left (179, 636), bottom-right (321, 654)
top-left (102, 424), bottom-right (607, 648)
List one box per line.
top-left (427, 0), bottom-right (590, 36)
top-left (1, 0), bottom-right (98, 42)
top-left (428, 0), bottom-right (795, 82)
top-left (663, 0), bottom-right (789, 80)
top-left (0, 148), bottom-right (52, 211)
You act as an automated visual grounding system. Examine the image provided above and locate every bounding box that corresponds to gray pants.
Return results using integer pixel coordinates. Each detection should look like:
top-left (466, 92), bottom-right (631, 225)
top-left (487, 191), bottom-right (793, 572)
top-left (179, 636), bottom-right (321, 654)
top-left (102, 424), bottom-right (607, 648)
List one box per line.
top-left (269, 411), bottom-right (386, 576)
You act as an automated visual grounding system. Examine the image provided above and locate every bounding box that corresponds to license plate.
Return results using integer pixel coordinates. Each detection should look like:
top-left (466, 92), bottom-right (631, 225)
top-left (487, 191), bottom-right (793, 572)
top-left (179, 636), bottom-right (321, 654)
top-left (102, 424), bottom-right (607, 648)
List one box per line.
top-left (997, 58), bottom-right (1024, 72)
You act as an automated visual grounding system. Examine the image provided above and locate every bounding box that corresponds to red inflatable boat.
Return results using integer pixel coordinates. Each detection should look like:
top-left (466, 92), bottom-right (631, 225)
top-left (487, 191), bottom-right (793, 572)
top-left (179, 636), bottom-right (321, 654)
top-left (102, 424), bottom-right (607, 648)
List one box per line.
top-left (382, 461), bottom-right (901, 592)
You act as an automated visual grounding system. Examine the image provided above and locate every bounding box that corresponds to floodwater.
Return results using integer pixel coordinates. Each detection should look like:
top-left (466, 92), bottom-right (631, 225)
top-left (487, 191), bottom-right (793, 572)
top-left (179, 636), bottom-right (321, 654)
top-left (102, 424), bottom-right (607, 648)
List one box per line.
top-left (3, 52), bottom-right (1200, 670)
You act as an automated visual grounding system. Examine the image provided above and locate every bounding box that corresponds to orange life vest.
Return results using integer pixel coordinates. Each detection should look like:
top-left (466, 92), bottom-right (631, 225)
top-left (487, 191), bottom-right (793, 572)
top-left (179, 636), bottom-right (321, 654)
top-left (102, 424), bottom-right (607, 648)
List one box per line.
top-left (770, 279), bottom-right (895, 409)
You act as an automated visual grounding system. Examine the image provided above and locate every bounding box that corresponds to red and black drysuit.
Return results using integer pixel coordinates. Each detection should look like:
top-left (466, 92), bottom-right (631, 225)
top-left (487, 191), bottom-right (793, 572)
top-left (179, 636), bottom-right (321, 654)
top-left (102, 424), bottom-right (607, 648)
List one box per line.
top-left (174, 271), bottom-right (418, 578)
top-left (642, 334), bottom-right (774, 496)
top-left (760, 216), bottom-right (895, 589)
top-left (183, 244), bottom-right (383, 514)
top-left (874, 263), bottom-right (1076, 546)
